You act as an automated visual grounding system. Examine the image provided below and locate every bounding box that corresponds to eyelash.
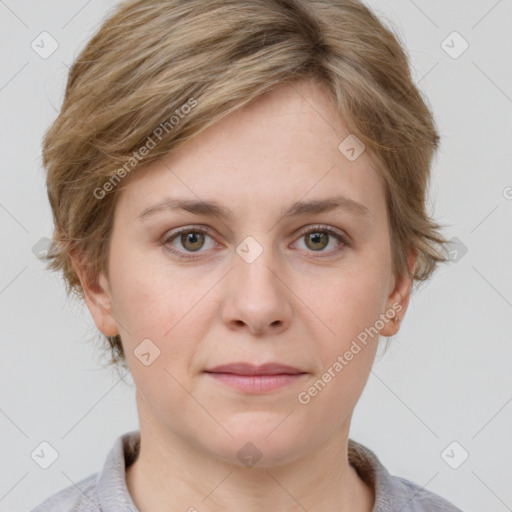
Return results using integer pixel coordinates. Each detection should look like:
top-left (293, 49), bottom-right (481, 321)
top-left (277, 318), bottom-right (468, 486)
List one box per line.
top-left (161, 224), bottom-right (350, 261)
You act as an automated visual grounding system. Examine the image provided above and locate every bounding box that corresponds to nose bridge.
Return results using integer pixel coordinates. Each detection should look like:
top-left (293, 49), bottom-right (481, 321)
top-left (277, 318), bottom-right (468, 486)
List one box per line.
top-left (235, 234), bottom-right (283, 301)
top-left (221, 234), bottom-right (291, 333)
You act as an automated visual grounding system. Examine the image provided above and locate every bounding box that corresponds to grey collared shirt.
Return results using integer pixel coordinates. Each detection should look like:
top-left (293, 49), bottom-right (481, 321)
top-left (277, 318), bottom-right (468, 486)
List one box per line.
top-left (30, 430), bottom-right (463, 511)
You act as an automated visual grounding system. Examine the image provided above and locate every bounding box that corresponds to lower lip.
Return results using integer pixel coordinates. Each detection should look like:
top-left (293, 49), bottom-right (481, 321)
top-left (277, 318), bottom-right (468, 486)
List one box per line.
top-left (205, 372), bottom-right (306, 393)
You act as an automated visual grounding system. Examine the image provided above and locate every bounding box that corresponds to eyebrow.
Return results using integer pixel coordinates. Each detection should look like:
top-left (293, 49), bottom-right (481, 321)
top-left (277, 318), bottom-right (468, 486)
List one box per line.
top-left (137, 195), bottom-right (370, 221)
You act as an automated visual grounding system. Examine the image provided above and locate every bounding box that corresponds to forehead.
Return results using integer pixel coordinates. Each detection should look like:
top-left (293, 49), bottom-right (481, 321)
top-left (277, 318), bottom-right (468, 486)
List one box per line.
top-left (118, 79), bottom-right (386, 223)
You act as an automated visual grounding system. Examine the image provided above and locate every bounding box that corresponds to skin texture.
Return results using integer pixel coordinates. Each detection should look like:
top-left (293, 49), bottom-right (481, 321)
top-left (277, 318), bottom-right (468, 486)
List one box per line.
top-left (75, 78), bottom-right (416, 512)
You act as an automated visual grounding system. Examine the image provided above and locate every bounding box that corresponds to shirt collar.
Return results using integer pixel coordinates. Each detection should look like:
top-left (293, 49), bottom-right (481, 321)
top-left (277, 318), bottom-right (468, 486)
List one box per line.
top-left (348, 438), bottom-right (400, 511)
top-left (97, 430), bottom-right (140, 512)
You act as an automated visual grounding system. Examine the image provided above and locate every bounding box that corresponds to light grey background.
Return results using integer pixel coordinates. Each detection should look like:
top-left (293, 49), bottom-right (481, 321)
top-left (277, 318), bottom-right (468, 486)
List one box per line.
top-left (0, 1), bottom-right (511, 511)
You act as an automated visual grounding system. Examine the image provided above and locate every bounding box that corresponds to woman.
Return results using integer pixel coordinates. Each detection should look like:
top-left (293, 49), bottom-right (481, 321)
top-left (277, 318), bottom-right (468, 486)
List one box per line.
top-left (32, 0), bottom-right (461, 510)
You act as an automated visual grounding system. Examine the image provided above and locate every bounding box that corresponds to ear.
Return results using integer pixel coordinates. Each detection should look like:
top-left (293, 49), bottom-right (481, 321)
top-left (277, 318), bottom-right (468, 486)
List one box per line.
top-left (379, 250), bottom-right (417, 337)
top-left (70, 250), bottom-right (119, 337)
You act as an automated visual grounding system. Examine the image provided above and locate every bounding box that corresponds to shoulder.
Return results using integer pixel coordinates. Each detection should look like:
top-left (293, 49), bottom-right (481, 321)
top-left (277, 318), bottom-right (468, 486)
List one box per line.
top-left (29, 472), bottom-right (100, 512)
top-left (348, 439), bottom-right (463, 512)
top-left (386, 474), bottom-right (464, 511)
top-left (29, 430), bottom-right (140, 512)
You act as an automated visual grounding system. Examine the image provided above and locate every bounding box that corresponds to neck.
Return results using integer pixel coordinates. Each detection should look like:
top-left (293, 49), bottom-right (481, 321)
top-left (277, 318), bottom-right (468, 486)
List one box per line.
top-left (126, 411), bottom-right (374, 512)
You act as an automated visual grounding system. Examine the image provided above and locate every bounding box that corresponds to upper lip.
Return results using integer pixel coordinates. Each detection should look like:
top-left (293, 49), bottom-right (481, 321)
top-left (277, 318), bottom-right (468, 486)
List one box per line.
top-left (205, 362), bottom-right (305, 376)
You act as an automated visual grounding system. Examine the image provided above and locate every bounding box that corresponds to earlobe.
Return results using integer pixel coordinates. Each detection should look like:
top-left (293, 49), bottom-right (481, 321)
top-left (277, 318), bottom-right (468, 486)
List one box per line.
top-left (380, 250), bottom-right (417, 337)
top-left (70, 251), bottom-right (120, 337)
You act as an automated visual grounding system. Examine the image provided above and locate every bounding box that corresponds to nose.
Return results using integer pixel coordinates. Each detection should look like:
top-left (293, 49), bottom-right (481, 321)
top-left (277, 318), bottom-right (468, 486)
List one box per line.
top-left (220, 243), bottom-right (292, 337)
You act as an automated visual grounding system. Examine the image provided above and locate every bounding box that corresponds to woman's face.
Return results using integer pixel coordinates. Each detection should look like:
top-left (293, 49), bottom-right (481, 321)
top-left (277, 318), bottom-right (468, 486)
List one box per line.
top-left (84, 79), bottom-right (413, 466)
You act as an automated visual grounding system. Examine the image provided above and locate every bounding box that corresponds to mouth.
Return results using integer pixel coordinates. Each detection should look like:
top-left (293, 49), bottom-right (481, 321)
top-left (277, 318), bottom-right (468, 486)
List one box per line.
top-left (203, 362), bottom-right (308, 393)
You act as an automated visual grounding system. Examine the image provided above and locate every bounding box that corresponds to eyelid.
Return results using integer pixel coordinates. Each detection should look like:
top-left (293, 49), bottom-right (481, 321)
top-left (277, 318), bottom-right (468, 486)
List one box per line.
top-left (294, 224), bottom-right (350, 244)
top-left (161, 224), bottom-right (219, 248)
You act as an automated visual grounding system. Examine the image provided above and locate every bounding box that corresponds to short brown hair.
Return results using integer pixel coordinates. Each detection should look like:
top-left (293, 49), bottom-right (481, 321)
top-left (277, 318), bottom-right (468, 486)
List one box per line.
top-left (42, 0), bottom-right (450, 370)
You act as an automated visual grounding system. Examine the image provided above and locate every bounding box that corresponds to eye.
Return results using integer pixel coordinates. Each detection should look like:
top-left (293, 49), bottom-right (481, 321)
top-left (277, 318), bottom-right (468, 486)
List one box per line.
top-left (292, 225), bottom-right (349, 256)
top-left (161, 224), bottom-right (350, 261)
top-left (162, 226), bottom-right (217, 260)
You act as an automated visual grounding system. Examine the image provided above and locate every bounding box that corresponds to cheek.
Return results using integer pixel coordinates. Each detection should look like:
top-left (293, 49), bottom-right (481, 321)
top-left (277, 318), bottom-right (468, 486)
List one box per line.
top-left (108, 241), bottom-right (180, 330)
top-left (306, 262), bottom-right (390, 346)
top-left (108, 251), bottom-right (214, 372)
top-left (296, 272), bottom-right (383, 422)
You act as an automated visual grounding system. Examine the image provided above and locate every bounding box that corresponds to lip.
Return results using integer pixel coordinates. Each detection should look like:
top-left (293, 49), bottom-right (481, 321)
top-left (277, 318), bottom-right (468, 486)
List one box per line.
top-left (204, 362), bottom-right (307, 393)
top-left (205, 362), bottom-right (304, 375)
